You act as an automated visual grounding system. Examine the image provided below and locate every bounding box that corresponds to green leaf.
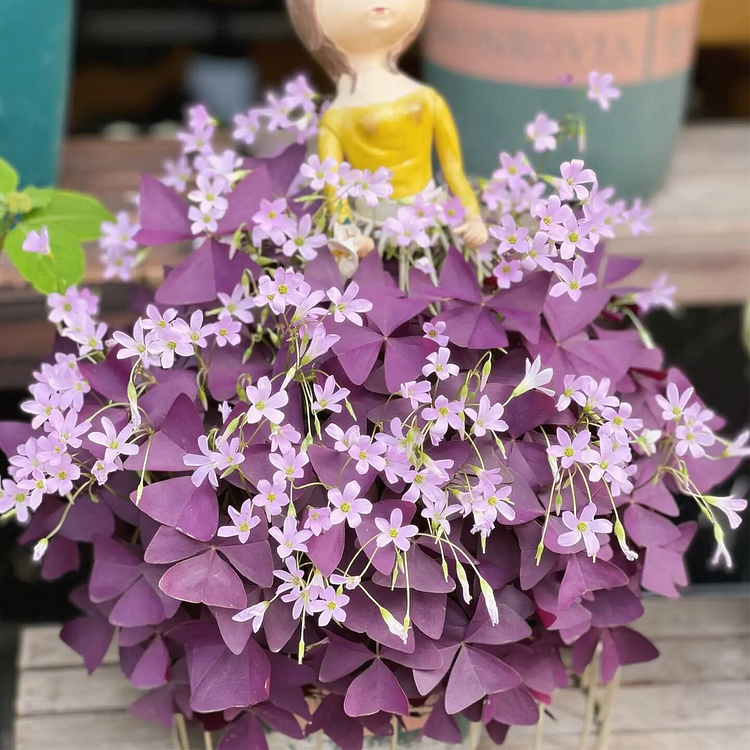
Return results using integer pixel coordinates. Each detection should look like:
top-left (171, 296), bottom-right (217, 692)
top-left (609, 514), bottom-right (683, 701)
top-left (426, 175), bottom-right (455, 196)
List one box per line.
top-left (0, 158), bottom-right (19, 194)
top-left (4, 224), bottom-right (85, 294)
top-left (21, 189), bottom-right (112, 241)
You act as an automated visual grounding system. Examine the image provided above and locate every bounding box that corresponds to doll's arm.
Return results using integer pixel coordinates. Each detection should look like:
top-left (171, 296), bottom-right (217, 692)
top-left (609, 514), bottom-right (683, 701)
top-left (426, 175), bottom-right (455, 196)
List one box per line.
top-left (433, 92), bottom-right (482, 220)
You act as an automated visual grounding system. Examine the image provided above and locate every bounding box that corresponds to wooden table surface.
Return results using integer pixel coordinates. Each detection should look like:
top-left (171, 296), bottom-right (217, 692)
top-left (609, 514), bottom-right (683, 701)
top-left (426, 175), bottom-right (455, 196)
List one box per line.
top-left (12, 594), bottom-right (750, 749)
top-left (0, 124), bottom-right (748, 390)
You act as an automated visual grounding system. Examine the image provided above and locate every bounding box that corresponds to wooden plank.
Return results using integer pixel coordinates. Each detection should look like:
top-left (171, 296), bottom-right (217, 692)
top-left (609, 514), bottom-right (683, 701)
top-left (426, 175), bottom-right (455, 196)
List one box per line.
top-left (598, 728), bottom-right (750, 750)
top-left (18, 625), bottom-right (118, 671)
top-left (636, 596), bottom-right (750, 638)
top-left (609, 681), bottom-right (750, 732)
top-left (621, 635), bottom-right (750, 685)
top-left (14, 713), bottom-right (173, 750)
top-left (16, 665), bottom-right (141, 718)
top-left (14, 715), bottom-right (750, 750)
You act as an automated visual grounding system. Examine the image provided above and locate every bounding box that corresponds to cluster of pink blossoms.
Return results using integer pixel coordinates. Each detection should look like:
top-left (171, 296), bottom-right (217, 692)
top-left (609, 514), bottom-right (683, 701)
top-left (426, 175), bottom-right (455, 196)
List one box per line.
top-left (1, 73), bottom-right (748, 747)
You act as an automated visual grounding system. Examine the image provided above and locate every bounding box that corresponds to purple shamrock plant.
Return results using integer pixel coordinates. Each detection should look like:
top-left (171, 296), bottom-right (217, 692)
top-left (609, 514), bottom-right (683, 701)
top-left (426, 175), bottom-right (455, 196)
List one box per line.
top-left (1, 75), bottom-right (747, 750)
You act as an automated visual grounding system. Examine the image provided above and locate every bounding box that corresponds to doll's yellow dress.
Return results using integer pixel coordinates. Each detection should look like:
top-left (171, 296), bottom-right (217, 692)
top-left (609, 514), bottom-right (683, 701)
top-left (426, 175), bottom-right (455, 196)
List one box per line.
top-left (318, 86), bottom-right (481, 220)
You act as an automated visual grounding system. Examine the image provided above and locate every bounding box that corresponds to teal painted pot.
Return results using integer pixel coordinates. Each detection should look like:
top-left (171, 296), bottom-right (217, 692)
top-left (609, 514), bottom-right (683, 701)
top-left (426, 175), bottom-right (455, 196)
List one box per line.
top-left (423, 0), bottom-right (699, 199)
top-left (0, 0), bottom-right (76, 186)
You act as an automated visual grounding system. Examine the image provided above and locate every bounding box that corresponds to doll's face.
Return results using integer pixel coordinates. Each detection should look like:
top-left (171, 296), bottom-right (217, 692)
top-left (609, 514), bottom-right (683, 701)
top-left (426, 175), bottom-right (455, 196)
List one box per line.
top-left (315, 0), bottom-right (428, 55)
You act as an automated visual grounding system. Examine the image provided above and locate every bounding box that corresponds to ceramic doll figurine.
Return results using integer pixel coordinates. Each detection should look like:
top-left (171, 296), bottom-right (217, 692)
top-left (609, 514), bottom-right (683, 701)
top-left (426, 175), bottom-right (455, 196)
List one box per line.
top-left (286, 0), bottom-right (489, 264)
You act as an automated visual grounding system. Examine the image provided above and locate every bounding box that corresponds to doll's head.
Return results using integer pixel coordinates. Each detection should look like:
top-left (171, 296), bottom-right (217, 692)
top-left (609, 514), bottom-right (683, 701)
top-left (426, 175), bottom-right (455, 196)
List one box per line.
top-left (287, 0), bottom-right (429, 82)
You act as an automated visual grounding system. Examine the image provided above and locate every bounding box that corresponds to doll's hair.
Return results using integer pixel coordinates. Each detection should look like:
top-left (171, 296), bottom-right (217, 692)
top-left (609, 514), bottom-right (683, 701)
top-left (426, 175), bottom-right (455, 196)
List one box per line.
top-left (286, 0), bottom-right (428, 86)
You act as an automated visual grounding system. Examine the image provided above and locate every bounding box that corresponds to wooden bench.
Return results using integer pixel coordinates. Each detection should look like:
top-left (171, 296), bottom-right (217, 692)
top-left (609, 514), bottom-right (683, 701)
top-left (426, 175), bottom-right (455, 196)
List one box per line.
top-left (13, 594), bottom-right (750, 749)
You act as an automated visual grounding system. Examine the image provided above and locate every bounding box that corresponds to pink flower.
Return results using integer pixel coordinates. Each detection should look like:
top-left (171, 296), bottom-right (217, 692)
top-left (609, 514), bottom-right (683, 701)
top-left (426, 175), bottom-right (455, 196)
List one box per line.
top-left (149, 325), bottom-right (194, 368)
top-left (588, 71), bottom-right (621, 111)
top-left (525, 113), bottom-right (559, 152)
top-left (21, 385), bottom-right (61, 429)
top-left (213, 436), bottom-right (245, 475)
top-left (347, 167), bottom-right (393, 207)
top-left (559, 159), bottom-right (597, 202)
top-left (635, 273), bottom-right (676, 314)
top-left (582, 435), bottom-right (631, 485)
top-left (184, 435), bottom-right (219, 488)
top-left (327, 282), bottom-right (373, 326)
top-left (465, 396), bottom-right (508, 437)
top-left (423, 347), bottom-right (459, 381)
top-left (348, 435), bottom-right (387, 474)
top-left (46, 453), bottom-right (81, 496)
top-left (161, 155), bottom-right (192, 192)
top-left (89, 417), bottom-right (138, 463)
top-left (301, 155), bottom-right (338, 191)
top-left (522, 231), bottom-right (557, 272)
top-left (438, 196), bottom-right (466, 228)
top-left (490, 215), bottom-right (530, 254)
top-left (1, 478), bottom-right (40, 523)
top-left (233, 109), bottom-right (261, 146)
top-left (282, 214), bottom-right (327, 260)
top-left (252, 198), bottom-right (296, 246)
top-left (269, 516), bottom-right (312, 559)
top-left (556, 375), bottom-right (589, 411)
top-left (269, 423), bottom-right (301, 453)
top-left (254, 476), bottom-right (290, 517)
top-left (600, 402), bottom-right (643, 443)
top-left (675, 423), bottom-right (715, 459)
top-left (624, 198), bottom-right (653, 236)
top-left (705, 495), bottom-right (748, 530)
top-left (403, 466), bottom-right (447, 505)
top-left (375, 508), bottom-right (418, 552)
top-left (245, 376), bottom-right (289, 425)
top-left (423, 320), bottom-right (449, 347)
top-left (310, 586), bottom-right (350, 627)
top-left (304, 506), bottom-right (332, 536)
top-left (47, 409), bottom-right (90, 451)
top-left (269, 448), bottom-right (309, 482)
top-left (174, 310), bottom-right (214, 349)
top-left (547, 428), bottom-right (591, 469)
top-left (312, 375), bottom-right (349, 414)
top-left (421, 496), bottom-right (461, 536)
top-left (492, 258), bottom-right (524, 289)
top-left (422, 394), bottom-right (464, 441)
top-left (400, 380), bottom-right (432, 408)
top-left (550, 258), bottom-right (597, 301)
top-left (512, 356), bottom-right (554, 398)
top-left (209, 315), bottom-right (241, 348)
top-left (218, 499), bottom-right (260, 543)
top-left (328, 481), bottom-right (372, 528)
top-left (326, 424), bottom-right (361, 453)
top-left (580, 377), bottom-right (619, 412)
top-left (217, 284), bottom-right (254, 324)
top-left (558, 504), bottom-right (613, 557)
top-left (22, 226), bottom-right (51, 255)
top-left (299, 324), bottom-right (340, 365)
top-left (232, 601), bottom-right (269, 631)
top-left (557, 215), bottom-right (596, 259)
top-left (473, 484), bottom-right (515, 524)
top-left (383, 206), bottom-right (431, 248)
top-left (655, 383), bottom-right (694, 422)
top-left (255, 267), bottom-right (306, 315)
top-left (493, 151), bottom-right (534, 189)
top-left (188, 173), bottom-right (229, 218)
top-left (188, 205), bottom-right (220, 235)
top-left (275, 558), bottom-right (306, 599)
top-left (112, 320), bottom-right (157, 366)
